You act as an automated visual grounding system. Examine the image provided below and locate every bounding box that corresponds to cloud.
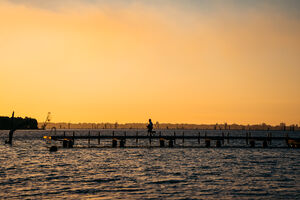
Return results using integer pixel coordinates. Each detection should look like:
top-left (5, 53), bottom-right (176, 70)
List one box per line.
top-left (3, 0), bottom-right (300, 16)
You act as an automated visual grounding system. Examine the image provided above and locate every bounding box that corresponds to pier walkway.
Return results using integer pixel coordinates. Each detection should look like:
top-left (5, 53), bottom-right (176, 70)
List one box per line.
top-left (46, 130), bottom-right (300, 148)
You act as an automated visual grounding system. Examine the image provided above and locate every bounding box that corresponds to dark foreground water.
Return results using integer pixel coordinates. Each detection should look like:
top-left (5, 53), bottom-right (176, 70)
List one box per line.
top-left (0, 130), bottom-right (299, 199)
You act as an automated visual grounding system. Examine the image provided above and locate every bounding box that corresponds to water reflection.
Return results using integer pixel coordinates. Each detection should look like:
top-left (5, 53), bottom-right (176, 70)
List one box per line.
top-left (0, 131), bottom-right (299, 199)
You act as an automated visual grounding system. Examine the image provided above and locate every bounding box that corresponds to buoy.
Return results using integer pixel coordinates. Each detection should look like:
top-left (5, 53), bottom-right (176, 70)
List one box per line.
top-left (49, 146), bottom-right (58, 152)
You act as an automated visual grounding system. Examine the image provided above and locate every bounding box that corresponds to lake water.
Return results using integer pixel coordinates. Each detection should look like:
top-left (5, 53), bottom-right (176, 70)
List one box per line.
top-left (0, 130), bottom-right (299, 199)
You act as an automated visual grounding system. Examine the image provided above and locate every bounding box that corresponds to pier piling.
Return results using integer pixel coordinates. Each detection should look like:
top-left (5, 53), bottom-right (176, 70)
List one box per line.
top-left (250, 140), bottom-right (255, 147)
top-left (216, 140), bottom-right (221, 147)
top-left (124, 131), bottom-right (126, 144)
top-left (112, 138), bottom-right (117, 148)
top-left (120, 139), bottom-right (125, 147)
top-left (88, 131), bottom-right (90, 147)
top-left (160, 138), bottom-right (165, 147)
top-left (227, 132), bottom-right (230, 144)
top-left (63, 140), bottom-right (67, 148)
top-left (98, 132), bottom-right (100, 144)
top-left (73, 131), bottom-right (75, 145)
top-left (174, 132), bottom-right (176, 144)
top-left (222, 132), bottom-right (224, 144)
top-left (205, 139), bottom-right (210, 147)
top-left (48, 130), bottom-right (299, 148)
top-left (263, 140), bottom-right (268, 148)
top-left (63, 139), bottom-right (73, 148)
top-left (168, 140), bottom-right (174, 147)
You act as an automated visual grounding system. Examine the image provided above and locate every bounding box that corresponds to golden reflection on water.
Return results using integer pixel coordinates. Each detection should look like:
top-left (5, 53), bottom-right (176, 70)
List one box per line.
top-left (0, 130), bottom-right (299, 199)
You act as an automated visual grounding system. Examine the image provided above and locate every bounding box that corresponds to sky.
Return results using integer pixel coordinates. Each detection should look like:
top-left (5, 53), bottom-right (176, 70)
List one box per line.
top-left (0, 0), bottom-right (300, 125)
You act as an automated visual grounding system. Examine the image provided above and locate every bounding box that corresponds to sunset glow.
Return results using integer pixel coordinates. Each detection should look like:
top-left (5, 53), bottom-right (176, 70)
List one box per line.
top-left (1, 0), bottom-right (300, 125)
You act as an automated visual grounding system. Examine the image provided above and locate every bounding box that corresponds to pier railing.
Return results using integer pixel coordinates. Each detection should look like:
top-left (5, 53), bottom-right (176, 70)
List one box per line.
top-left (45, 129), bottom-right (300, 148)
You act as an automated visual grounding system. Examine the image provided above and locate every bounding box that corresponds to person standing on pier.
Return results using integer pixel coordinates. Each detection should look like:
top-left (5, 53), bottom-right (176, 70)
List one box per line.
top-left (147, 119), bottom-right (154, 136)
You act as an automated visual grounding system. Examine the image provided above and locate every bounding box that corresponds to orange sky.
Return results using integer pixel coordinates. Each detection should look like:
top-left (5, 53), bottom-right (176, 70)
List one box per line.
top-left (0, 1), bottom-right (300, 125)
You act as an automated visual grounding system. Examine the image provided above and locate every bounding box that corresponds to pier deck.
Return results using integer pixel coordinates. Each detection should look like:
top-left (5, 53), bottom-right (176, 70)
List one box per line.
top-left (46, 130), bottom-right (300, 148)
top-left (51, 135), bottom-right (289, 141)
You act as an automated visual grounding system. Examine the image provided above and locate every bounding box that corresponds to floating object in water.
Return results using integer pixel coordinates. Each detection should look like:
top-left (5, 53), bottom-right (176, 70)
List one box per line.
top-left (49, 146), bottom-right (58, 152)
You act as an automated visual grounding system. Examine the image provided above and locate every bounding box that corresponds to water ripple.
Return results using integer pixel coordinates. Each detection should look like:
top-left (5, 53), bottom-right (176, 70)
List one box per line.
top-left (0, 131), bottom-right (299, 199)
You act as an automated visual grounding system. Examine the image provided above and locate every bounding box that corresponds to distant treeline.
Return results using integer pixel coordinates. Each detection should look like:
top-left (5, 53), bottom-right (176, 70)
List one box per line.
top-left (42, 122), bottom-right (298, 131)
top-left (0, 116), bottom-right (38, 130)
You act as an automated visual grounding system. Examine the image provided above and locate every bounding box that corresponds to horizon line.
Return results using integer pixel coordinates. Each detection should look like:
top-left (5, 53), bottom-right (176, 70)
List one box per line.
top-left (41, 121), bottom-right (299, 126)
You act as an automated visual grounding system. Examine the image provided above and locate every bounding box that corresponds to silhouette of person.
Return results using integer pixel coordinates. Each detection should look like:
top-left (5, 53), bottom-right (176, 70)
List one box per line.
top-left (147, 119), bottom-right (154, 136)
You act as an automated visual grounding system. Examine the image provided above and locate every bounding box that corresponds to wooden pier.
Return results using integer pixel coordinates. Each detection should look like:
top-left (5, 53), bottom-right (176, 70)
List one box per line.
top-left (45, 130), bottom-right (300, 149)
